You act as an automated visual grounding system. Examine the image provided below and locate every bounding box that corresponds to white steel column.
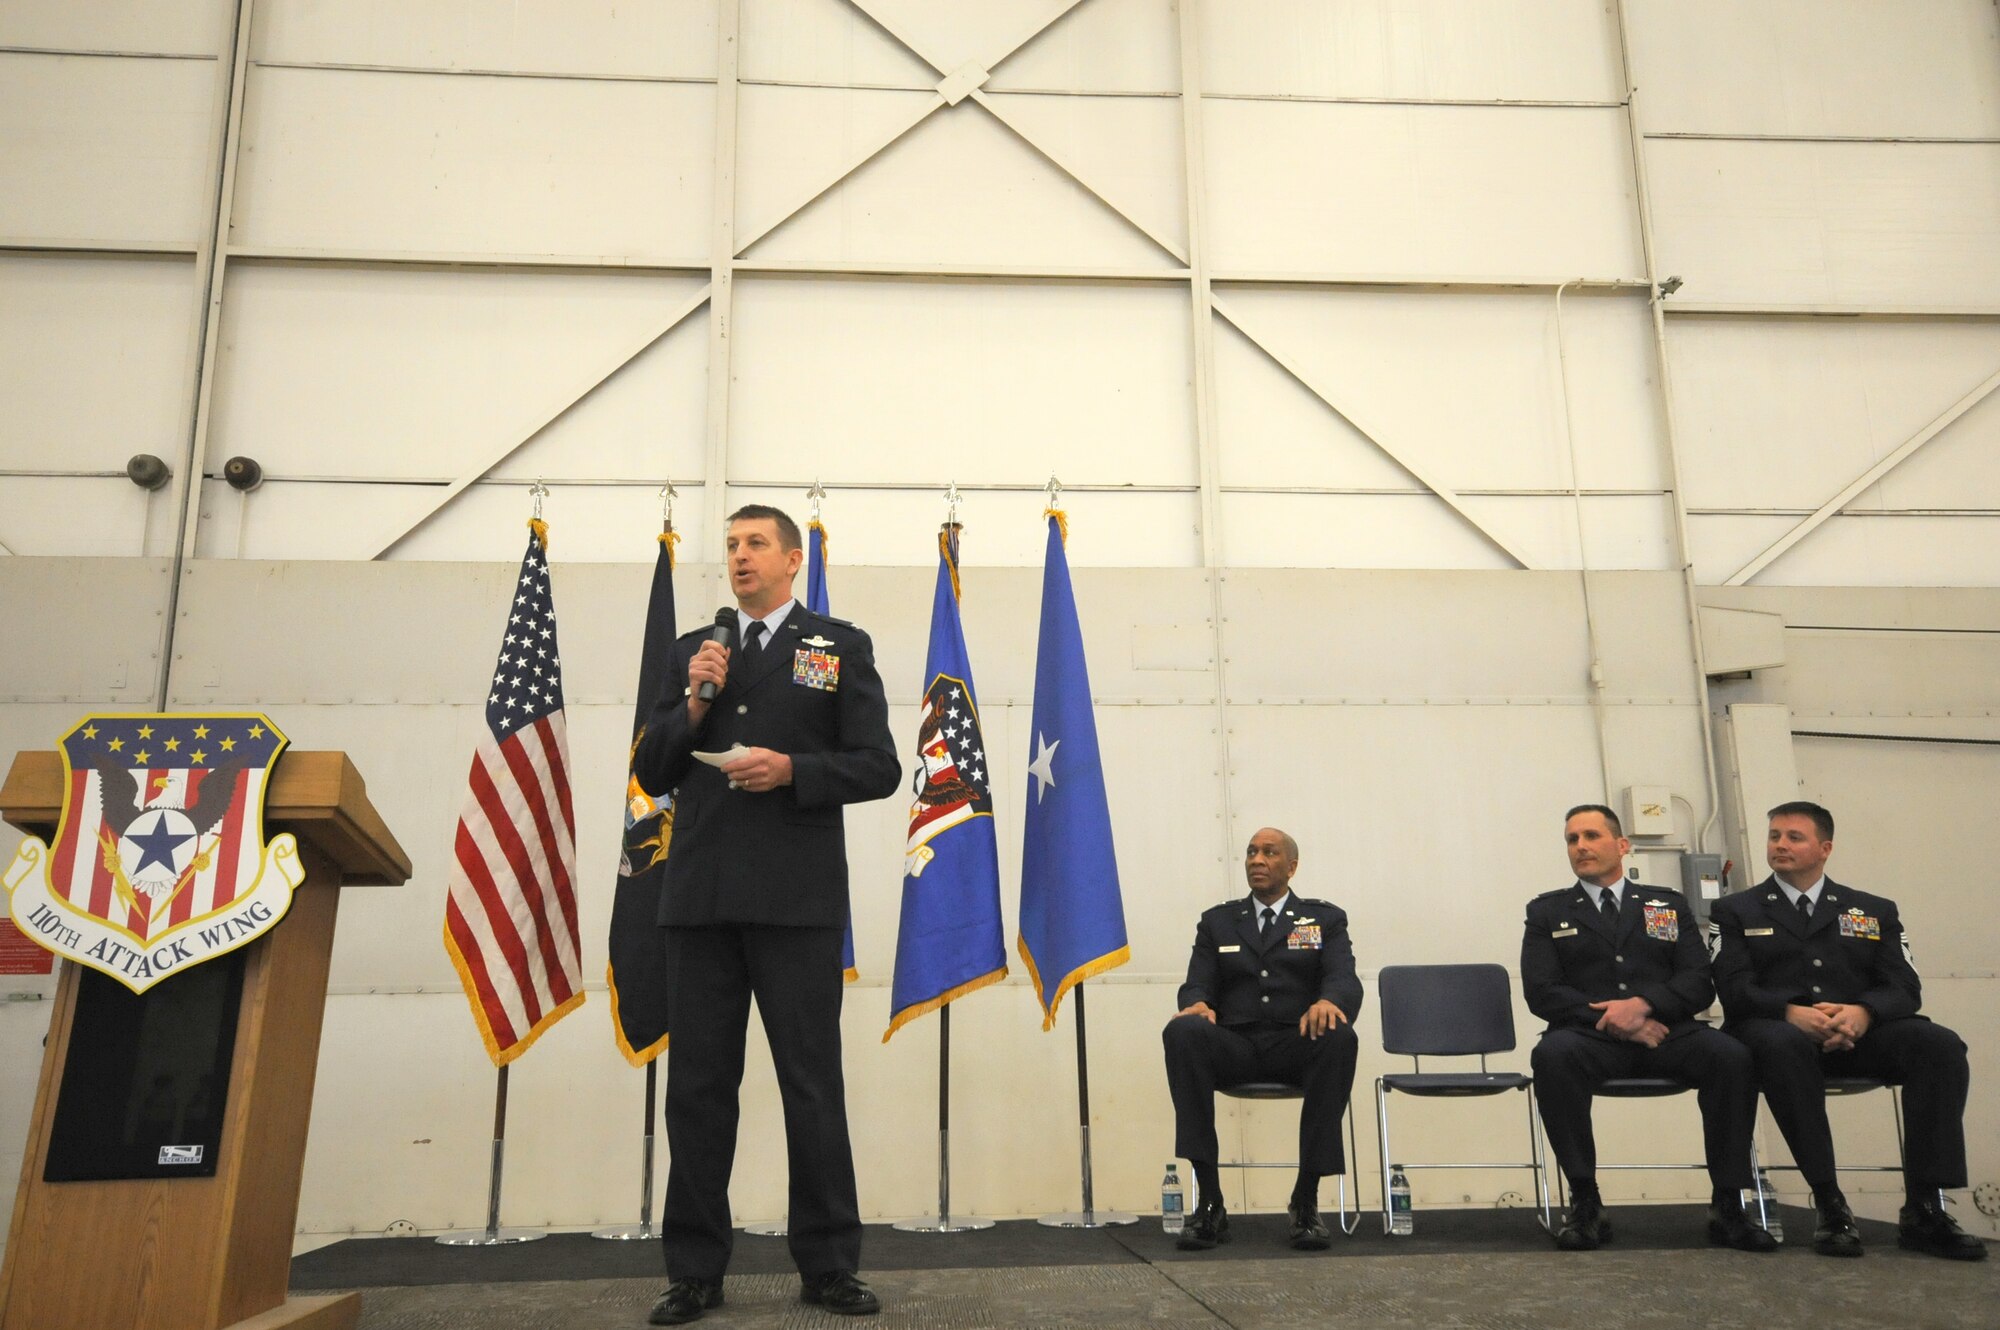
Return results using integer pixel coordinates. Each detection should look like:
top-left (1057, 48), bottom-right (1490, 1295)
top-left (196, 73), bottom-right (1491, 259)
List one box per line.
top-left (701, 0), bottom-right (743, 541)
top-left (1614, 0), bottom-right (1723, 849)
top-left (157, 0), bottom-right (255, 707)
top-left (1179, 1), bottom-right (1239, 877)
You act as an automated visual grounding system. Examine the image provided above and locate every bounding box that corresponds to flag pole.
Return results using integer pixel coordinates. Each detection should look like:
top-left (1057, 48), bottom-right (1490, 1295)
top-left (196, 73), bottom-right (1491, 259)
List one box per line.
top-left (1037, 984), bottom-right (1136, 1228)
top-left (894, 1005), bottom-right (994, 1232)
top-left (591, 1060), bottom-right (659, 1240)
top-left (438, 1066), bottom-right (544, 1245)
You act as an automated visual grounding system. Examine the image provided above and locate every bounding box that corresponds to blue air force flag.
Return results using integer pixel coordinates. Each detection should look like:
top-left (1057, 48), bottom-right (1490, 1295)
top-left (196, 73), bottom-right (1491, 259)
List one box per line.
top-left (884, 527), bottom-right (1007, 1040)
top-left (1016, 511), bottom-right (1128, 1029)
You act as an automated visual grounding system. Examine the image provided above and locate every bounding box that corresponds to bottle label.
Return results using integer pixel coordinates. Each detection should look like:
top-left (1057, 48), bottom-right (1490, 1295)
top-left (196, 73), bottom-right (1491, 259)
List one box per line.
top-left (1162, 1193), bottom-right (1184, 1213)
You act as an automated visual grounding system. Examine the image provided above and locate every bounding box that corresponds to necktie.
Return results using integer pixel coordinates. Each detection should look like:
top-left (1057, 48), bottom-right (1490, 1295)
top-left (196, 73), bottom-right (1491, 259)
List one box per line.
top-left (1260, 906), bottom-right (1277, 939)
top-left (1796, 894), bottom-right (1812, 923)
top-left (1600, 891), bottom-right (1619, 923)
top-left (742, 620), bottom-right (767, 668)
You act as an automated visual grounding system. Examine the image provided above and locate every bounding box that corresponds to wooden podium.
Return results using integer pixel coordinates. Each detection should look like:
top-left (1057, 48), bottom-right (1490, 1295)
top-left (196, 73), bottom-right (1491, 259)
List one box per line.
top-left (0, 751), bottom-right (410, 1330)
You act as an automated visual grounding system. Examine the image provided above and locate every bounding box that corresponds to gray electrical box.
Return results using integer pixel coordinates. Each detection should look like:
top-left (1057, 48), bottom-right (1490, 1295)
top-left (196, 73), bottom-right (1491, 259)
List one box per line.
top-left (1680, 853), bottom-right (1725, 921)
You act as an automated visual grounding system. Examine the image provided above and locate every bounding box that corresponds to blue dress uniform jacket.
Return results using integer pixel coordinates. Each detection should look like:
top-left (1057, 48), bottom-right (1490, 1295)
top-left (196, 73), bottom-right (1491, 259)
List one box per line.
top-left (628, 600), bottom-right (900, 1284)
top-left (1521, 884), bottom-right (1713, 1039)
top-left (1520, 883), bottom-right (1757, 1190)
top-left (1709, 877), bottom-right (1968, 1193)
top-left (632, 605), bottom-right (900, 929)
top-left (1177, 896), bottom-right (1364, 1028)
top-left (1709, 878), bottom-right (1920, 1024)
top-left (1164, 893), bottom-right (1363, 1175)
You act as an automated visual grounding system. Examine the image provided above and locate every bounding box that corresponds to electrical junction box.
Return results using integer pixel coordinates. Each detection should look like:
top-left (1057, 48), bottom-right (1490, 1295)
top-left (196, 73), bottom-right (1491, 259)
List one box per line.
top-left (1621, 785), bottom-right (1674, 837)
top-left (1680, 853), bottom-right (1724, 903)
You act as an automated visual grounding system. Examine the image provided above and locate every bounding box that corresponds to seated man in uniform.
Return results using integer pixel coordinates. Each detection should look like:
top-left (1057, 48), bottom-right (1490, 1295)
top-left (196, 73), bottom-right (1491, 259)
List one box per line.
top-left (1522, 804), bottom-right (1773, 1253)
top-left (1711, 801), bottom-right (1986, 1260)
top-left (1162, 827), bottom-right (1360, 1252)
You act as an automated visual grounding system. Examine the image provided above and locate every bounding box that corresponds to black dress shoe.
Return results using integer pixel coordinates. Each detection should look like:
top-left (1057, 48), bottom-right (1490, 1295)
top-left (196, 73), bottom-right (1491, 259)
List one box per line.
top-left (1176, 1199), bottom-right (1231, 1251)
top-left (1554, 1197), bottom-right (1611, 1251)
top-left (1706, 1201), bottom-right (1779, 1253)
top-left (800, 1270), bottom-right (882, 1316)
top-left (1898, 1200), bottom-right (1989, 1261)
top-left (1812, 1194), bottom-right (1864, 1257)
top-left (1287, 1202), bottom-right (1332, 1251)
top-left (649, 1278), bottom-right (723, 1325)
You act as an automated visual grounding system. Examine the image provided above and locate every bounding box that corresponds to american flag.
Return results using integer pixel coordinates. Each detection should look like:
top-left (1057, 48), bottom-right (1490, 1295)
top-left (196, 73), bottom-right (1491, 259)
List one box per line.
top-left (443, 521), bottom-right (585, 1065)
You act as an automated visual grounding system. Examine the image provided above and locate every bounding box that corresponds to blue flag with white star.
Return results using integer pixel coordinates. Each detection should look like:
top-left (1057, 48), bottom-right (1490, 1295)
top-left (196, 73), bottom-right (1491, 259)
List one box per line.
top-left (1017, 510), bottom-right (1127, 1029)
top-left (884, 526), bottom-right (1007, 1040)
top-left (807, 517), bottom-right (861, 984)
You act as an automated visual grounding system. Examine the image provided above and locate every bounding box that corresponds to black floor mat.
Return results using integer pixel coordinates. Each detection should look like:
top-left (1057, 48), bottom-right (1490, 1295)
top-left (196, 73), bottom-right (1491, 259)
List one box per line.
top-left (289, 1203), bottom-right (1881, 1290)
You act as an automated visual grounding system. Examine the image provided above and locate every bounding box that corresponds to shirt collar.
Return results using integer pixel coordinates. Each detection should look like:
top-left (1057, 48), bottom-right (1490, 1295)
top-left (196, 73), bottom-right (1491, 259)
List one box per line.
top-left (738, 599), bottom-right (797, 645)
top-left (1577, 878), bottom-right (1623, 911)
top-left (1776, 876), bottom-right (1826, 909)
top-left (1253, 891), bottom-right (1292, 922)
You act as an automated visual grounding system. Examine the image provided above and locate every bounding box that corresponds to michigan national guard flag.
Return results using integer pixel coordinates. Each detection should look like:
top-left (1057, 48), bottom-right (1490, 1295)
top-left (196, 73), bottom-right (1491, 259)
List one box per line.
top-left (884, 526), bottom-right (1007, 1040)
top-left (444, 519), bottom-right (586, 1065)
top-left (1017, 510), bottom-right (1128, 1029)
top-left (607, 528), bottom-right (679, 1064)
top-left (807, 517), bottom-right (861, 984)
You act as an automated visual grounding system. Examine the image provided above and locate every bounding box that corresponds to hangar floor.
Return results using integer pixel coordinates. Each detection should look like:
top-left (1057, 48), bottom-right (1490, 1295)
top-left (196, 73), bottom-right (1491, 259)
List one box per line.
top-left (292, 1205), bottom-right (1995, 1329)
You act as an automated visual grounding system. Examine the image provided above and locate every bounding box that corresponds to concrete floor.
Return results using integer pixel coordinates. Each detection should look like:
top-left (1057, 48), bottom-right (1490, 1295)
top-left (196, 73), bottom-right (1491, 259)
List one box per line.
top-left (336, 1246), bottom-right (1998, 1330)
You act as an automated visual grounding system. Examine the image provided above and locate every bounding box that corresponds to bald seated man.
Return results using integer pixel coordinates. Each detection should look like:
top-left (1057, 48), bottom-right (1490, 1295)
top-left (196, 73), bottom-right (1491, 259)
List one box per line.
top-left (1163, 828), bottom-right (1362, 1253)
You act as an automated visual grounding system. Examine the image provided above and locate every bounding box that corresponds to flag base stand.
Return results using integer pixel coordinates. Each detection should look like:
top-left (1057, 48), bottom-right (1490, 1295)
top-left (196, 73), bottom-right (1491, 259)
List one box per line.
top-left (589, 1223), bottom-right (655, 1240)
top-left (1036, 1210), bottom-right (1136, 1229)
top-left (1038, 986), bottom-right (1135, 1229)
top-left (592, 1063), bottom-right (660, 1242)
top-left (744, 1219), bottom-right (788, 1236)
top-left (439, 1068), bottom-right (548, 1246)
top-left (436, 1228), bottom-right (546, 1246)
top-left (894, 1214), bottom-right (996, 1233)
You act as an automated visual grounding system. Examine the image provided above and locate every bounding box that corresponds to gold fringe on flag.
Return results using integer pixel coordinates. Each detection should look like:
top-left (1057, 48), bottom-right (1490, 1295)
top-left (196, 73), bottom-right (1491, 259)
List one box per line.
top-left (529, 516), bottom-right (550, 551)
top-left (1043, 507), bottom-right (1068, 546)
top-left (939, 526), bottom-right (963, 602)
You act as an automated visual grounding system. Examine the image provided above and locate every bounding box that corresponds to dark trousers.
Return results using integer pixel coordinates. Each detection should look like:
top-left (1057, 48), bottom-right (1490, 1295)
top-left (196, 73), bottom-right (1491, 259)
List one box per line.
top-left (660, 924), bottom-right (859, 1282)
top-left (1530, 1026), bottom-right (1757, 1191)
top-left (1729, 1016), bottom-right (1970, 1192)
top-left (1162, 1014), bottom-right (1358, 1176)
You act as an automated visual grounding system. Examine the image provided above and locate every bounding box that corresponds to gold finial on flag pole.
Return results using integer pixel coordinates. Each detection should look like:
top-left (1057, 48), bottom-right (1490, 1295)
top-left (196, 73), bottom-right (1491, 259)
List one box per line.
top-left (807, 479), bottom-right (826, 524)
top-left (944, 481), bottom-right (962, 530)
top-left (658, 480), bottom-right (678, 530)
top-left (530, 479), bottom-right (549, 520)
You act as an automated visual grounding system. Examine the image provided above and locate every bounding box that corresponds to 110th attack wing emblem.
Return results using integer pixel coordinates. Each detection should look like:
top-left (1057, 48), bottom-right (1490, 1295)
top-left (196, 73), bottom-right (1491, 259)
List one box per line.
top-left (1, 713), bottom-right (306, 993)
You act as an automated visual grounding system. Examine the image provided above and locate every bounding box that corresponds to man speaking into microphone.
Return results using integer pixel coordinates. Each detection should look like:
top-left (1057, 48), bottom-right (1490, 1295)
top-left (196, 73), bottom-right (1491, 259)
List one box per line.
top-left (633, 504), bottom-right (900, 1324)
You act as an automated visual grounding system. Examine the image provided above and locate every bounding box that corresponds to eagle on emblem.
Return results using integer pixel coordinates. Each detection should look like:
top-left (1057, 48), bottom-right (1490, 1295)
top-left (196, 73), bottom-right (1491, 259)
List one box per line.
top-left (96, 762), bottom-right (243, 921)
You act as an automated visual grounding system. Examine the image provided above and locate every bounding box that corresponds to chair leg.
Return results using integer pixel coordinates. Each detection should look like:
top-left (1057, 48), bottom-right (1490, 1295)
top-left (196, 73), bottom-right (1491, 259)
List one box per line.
top-left (1375, 1078), bottom-right (1394, 1235)
top-left (1526, 1082), bottom-right (1553, 1231)
top-left (1337, 1100), bottom-right (1361, 1235)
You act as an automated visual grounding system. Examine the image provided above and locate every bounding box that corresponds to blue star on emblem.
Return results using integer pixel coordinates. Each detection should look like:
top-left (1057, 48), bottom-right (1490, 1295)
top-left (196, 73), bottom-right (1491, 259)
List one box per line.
top-left (125, 812), bottom-right (194, 873)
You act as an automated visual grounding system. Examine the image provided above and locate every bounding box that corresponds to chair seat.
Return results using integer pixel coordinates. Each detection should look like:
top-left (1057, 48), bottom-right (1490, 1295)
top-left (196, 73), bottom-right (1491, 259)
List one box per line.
top-left (1220, 1081), bottom-right (1304, 1100)
top-left (1380, 1071), bottom-right (1531, 1096)
top-left (1822, 1075), bottom-right (1889, 1096)
top-left (1595, 1077), bottom-right (1690, 1098)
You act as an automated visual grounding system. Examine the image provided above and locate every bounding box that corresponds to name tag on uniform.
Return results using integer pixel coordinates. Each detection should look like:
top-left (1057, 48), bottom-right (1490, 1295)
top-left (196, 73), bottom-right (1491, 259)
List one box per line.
top-left (793, 648), bottom-right (840, 691)
top-left (1551, 928), bottom-right (1578, 939)
top-left (1744, 927), bottom-right (1775, 937)
top-left (1286, 925), bottom-right (1322, 950)
top-left (1838, 912), bottom-right (1880, 940)
top-left (1218, 944), bottom-right (1241, 953)
top-left (1642, 905), bottom-right (1679, 942)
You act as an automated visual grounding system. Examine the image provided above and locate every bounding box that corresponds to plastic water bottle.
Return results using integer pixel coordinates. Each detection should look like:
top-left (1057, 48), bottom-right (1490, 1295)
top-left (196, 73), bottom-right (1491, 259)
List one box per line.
top-left (1160, 1163), bottom-right (1185, 1234)
top-left (1388, 1166), bottom-right (1414, 1235)
top-left (1754, 1168), bottom-right (1784, 1244)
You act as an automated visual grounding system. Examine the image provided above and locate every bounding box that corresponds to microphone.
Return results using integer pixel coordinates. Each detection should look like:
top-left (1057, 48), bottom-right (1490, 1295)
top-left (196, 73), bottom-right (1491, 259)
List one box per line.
top-left (696, 607), bottom-right (735, 702)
